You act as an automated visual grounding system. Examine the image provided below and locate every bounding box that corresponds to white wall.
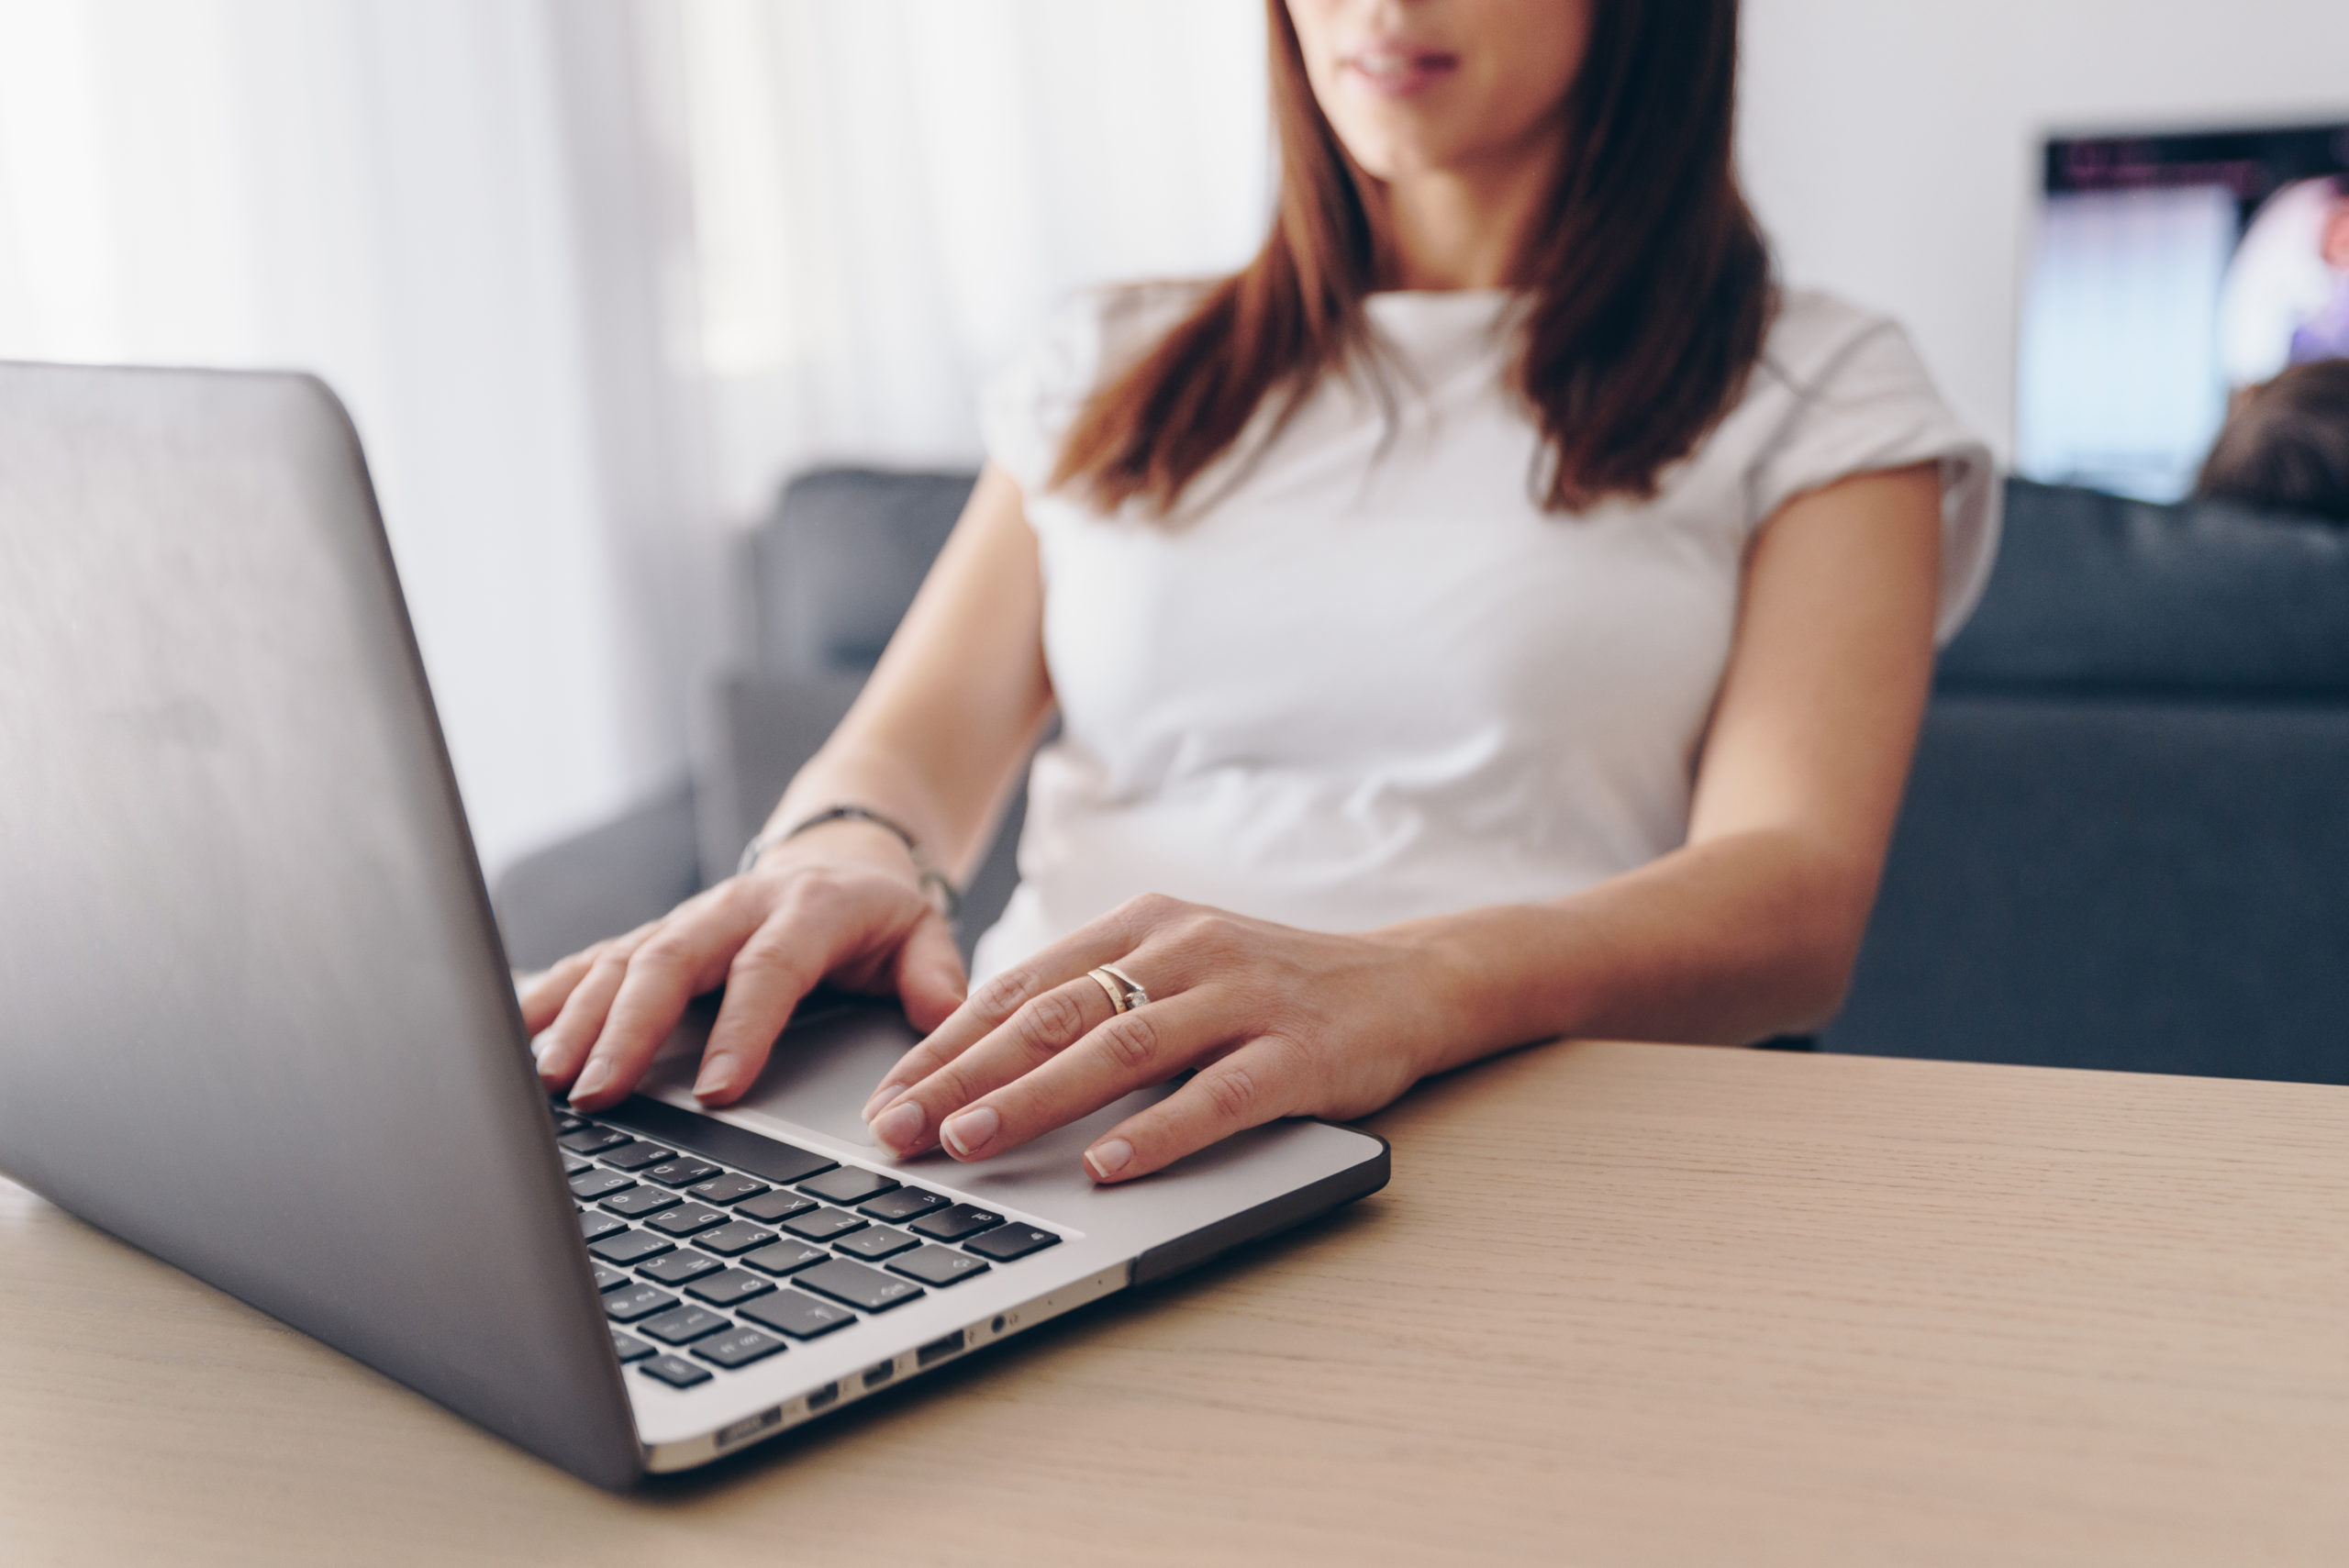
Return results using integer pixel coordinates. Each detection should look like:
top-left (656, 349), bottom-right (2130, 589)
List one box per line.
top-left (1739, 0), bottom-right (2349, 462)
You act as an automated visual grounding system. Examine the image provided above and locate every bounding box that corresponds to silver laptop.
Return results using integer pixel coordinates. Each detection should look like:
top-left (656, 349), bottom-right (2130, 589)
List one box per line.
top-left (0, 361), bottom-right (1389, 1488)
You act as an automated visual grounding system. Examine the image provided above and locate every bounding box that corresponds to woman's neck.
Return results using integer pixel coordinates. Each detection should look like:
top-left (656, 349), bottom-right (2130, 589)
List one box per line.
top-left (1373, 134), bottom-right (1562, 292)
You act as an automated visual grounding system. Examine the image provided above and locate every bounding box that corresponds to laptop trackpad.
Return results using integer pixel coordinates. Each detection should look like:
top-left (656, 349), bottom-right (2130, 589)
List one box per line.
top-left (634, 995), bottom-right (1182, 1211)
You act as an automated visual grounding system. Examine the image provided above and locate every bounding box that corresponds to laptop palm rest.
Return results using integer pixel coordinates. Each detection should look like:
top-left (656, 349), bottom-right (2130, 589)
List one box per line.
top-left (623, 996), bottom-right (1387, 1269)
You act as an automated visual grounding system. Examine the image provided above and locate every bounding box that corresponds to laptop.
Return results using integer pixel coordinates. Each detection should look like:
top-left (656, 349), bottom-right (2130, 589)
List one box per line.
top-left (0, 361), bottom-right (1390, 1489)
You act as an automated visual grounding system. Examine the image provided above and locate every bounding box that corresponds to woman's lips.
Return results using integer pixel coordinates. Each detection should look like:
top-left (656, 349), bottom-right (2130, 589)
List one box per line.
top-left (1341, 46), bottom-right (1461, 98)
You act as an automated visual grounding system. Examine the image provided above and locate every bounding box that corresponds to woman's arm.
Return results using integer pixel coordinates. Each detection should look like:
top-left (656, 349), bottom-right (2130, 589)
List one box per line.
top-left (526, 464), bottom-right (1053, 1109)
top-left (861, 463), bottom-right (1943, 1179)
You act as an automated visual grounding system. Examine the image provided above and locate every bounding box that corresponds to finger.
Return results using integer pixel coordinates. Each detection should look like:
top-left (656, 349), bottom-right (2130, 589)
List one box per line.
top-left (689, 914), bottom-right (835, 1105)
top-left (893, 913), bottom-right (968, 1034)
top-left (569, 890), bottom-right (768, 1109)
top-left (866, 972), bottom-right (1125, 1156)
top-left (518, 944), bottom-right (600, 1033)
top-left (863, 895), bottom-right (1182, 1118)
top-left (1081, 1035), bottom-right (1307, 1184)
top-left (533, 930), bottom-right (654, 1088)
top-left (928, 988), bottom-right (1235, 1165)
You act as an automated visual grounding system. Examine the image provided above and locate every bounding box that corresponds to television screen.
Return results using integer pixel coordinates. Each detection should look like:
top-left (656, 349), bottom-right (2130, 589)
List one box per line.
top-left (2015, 119), bottom-right (2349, 501)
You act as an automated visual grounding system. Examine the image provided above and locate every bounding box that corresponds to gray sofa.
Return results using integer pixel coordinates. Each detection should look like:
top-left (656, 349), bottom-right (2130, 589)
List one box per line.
top-left (493, 472), bottom-right (2349, 1085)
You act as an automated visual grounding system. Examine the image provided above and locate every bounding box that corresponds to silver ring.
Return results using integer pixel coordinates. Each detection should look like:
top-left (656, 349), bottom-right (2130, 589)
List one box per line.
top-left (1097, 962), bottom-right (1149, 1010)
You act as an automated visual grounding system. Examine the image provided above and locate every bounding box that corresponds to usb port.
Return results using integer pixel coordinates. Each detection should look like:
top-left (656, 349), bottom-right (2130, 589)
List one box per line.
top-left (917, 1329), bottom-right (966, 1367)
top-left (863, 1360), bottom-right (896, 1390)
top-left (805, 1382), bottom-right (839, 1411)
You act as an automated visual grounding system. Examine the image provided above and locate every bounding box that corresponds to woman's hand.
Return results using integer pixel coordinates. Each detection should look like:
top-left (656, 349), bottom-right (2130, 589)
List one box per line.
top-left (860, 894), bottom-right (1443, 1184)
top-left (523, 822), bottom-right (969, 1111)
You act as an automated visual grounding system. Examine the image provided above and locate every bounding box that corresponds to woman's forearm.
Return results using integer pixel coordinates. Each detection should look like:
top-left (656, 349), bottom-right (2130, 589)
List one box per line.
top-left (766, 721), bottom-right (1039, 886)
top-left (757, 464), bottom-right (1054, 884)
top-left (1393, 827), bottom-right (1883, 1077)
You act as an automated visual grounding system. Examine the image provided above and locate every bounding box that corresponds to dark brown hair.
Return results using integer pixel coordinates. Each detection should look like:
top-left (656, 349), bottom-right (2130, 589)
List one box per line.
top-left (2197, 359), bottom-right (2349, 524)
top-left (1050, 0), bottom-right (1774, 517)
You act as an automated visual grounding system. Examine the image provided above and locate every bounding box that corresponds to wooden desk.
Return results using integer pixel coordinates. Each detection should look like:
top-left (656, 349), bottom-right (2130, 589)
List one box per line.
top-left (6, 1041), bottom-right (2346, 1566)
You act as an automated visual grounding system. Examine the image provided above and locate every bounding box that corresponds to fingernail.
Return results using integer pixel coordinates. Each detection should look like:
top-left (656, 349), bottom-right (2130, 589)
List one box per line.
top-left (870, 1098), bottom-right (924, 1153)
top-left (693, 1058), bottom-right (733, 1098)
top-left (863, 1082), bottom-right (908, 1121)
top-left (1085, 1139), bottom-right (1132, 1181)
top-left (940, 1105), bottom-right (998, 1159)
top-left (573, 1060), bottom-right (609, 1098)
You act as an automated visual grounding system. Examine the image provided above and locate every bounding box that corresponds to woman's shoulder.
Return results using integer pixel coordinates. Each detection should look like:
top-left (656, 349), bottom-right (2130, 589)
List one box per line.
top-left (1039, 278), bottom-right (1216, 381)
top-left (1754, 287), bottom-right (1924, 394)
top-left (980, 280), bottom-right (1215, 496)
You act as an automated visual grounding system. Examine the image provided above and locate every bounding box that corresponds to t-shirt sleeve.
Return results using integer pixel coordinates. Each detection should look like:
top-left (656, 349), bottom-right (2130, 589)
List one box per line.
top-left (977, 282), bottom-right (1209, 503)
top-left (1745, 314), bottom-right (2001, 646)
top-left (976, 292), bottom-right (1112, 498)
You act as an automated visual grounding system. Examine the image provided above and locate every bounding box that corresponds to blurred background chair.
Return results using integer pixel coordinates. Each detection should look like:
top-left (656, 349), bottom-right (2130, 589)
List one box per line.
top-left (494, 471), bottom-right (2349, 1085)
top-left (492, 469), bottom-right (1019, 973)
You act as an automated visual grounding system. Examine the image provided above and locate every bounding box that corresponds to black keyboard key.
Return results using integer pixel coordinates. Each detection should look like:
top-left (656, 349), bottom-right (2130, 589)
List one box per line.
top-left (685, 1269), bottom-right (775, 1307)
top-left (642, 1158), bottom-right (723, 1189)
top-left (693, 1220), bottom-right (780, 1257)
top-left (553, 1110), bottom-right (589, 1132)
top-left (694, 1327), bottom-right (787, 1369)
top-left (834, 1225), bottom-right (919, 1262)
top-left (735, 1189), bottom-right (816, 1224)
top-left (740, 1291), bottom-right (857, 1340)
top-left (859, 1186), bottom-right (951, 1223)
top-left (910, 1203), bottom-right (1007, 1242)
top-left (588, 1229), bottom-right (676, 1266)
top-left (647, 1203), bottom-right (729, 1238)
top-left (639, 1305), bottom-right (729, 1346)
top-left (636, 1249), bottom-right (725, 1286)
top-left (589, 1099), bottom-right (840, 1185)
top-left (781, 1207), bottom-right (867, 1242)
top-left (598, 1140), bottom-right (674, 1172)
top-left (638, 1354), bottom-right (711, 1389)
top-left (602, 1284), bottom-right (678, 1323)
top-left (609, 1328), bottom-right (655, 1362)
top-left (559, 1127), bottom-right (629, 1154)
top-left (591, 1262), bottom-right (631, 1293)
top-left (888, 1245), bottom-right (992, 1288)
top-left (568, 1170), bottom-right (636, 1201)
top-left (562, 1153), bottom-right (592, 1177)
top-left (689, 1173), bottom-right (770, 1207)
top-left (964, 1223), bottom-right (1061, 1262)
top-left (796, 1257), bottom-right (924, 1313)
top-left (601, 1185), bottom-right (682, 1218)
top-left (579, 1210), bottom-right (628, 1243)
top-left (799, 1166), bottom-right (899, 1206)
top-left (741, 1240), bottom-right (828, 1277)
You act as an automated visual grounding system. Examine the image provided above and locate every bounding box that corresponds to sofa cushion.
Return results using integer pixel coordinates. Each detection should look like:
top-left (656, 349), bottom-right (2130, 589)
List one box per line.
top-left (1937, 480), bottom-right (2349, 696)
top-left (1825, 694), bottom-right (2349, 1084)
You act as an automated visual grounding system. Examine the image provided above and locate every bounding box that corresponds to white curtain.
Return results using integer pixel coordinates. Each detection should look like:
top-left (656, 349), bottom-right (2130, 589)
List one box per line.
top-left (0, 0), bottom-right (1272, 875)
top-left (674, 0), bottom-right (1271, 519)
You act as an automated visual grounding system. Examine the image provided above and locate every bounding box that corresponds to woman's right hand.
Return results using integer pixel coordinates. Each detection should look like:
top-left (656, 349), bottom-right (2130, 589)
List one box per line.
top-left (521, 822), bottom-right (970, 1112)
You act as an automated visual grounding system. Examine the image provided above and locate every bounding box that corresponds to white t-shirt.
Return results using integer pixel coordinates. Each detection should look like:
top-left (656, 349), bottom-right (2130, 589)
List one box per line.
top-left (970, 284), bottom-right (1998, 980)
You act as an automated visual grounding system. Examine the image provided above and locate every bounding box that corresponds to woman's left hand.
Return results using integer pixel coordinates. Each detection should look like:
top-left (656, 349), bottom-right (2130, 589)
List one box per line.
top-left (859, 893), bottom-right (1443, 1182)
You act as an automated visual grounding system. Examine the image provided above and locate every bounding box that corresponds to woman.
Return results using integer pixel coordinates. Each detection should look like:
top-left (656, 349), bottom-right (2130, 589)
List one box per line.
top-left (528, 0), bottom-right (1995, 1185)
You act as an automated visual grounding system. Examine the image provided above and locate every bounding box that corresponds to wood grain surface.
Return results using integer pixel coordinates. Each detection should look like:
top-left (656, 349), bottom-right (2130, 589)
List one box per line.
top-left (6, 1040), bottom-right (2346, 1567)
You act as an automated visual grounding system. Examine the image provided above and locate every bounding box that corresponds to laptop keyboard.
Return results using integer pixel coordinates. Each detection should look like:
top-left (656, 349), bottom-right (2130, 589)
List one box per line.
top-left (553, 1102), bottom-right (1062, 1392)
